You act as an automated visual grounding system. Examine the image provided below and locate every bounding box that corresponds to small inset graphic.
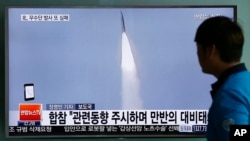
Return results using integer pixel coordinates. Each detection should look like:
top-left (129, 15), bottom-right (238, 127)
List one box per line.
top-left (24, 83), bottom-right (35, 101)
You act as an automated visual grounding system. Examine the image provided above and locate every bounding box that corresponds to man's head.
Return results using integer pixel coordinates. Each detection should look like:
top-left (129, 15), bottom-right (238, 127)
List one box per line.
top-left (194, 16), bottom-right (244, 76)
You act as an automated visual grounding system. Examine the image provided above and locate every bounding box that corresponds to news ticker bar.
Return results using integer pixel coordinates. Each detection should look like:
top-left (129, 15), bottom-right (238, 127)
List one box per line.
top-left (9, 125), bottom-right (250, 138)
top-left (8, 125), bottom-right (206, 136)
top-left (230, 125), bottom-right (250, 141)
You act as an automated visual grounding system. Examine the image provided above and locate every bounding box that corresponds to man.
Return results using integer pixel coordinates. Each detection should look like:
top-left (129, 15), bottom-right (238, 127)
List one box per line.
top-left (194, 16), bottom-right (250, 141)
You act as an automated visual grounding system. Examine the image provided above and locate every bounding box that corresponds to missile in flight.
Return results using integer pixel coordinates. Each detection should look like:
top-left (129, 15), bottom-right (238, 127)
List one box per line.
top-left (121, 11), bottom-right (126, 32)
top-left (121, 11), bottom-right (135, 72)
top-left (120, 11), bottom-right (142, 109)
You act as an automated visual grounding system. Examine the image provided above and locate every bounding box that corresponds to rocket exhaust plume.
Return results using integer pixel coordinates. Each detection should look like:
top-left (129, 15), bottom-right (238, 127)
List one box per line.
top-left (121, 12), bottom-right (143, 109)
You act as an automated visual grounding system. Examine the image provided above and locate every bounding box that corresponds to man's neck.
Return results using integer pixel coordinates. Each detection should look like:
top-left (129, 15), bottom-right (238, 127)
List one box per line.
top-left (213, 61), bottom-right (241, 78)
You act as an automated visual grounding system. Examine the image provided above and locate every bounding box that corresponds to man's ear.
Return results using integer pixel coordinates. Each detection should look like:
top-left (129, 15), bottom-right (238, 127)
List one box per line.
top-left (207, 44), bottom-right (218, 59)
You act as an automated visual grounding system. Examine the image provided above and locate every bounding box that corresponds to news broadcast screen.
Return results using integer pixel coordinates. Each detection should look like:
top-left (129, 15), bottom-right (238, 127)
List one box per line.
top-left (5, 6), bottom-right (236, 137)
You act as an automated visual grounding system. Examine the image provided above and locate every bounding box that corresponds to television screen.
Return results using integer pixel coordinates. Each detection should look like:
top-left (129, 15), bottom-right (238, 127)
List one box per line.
top-left (5, 6), bottom-right (236, 137)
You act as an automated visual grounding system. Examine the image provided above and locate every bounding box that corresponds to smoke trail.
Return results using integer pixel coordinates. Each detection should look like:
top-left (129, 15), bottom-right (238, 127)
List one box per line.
top-left (121, 32), bottom-right (143, 109)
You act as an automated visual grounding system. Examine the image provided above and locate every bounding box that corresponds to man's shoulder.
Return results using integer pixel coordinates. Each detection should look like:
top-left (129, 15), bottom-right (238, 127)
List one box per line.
top-left (218, 70), bottom-right (250, 103)
top-left (225, 71), bottom-right (250, 86)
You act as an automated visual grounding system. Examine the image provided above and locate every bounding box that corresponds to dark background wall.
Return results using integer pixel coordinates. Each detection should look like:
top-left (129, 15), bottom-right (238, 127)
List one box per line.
top-left (1, 0), bottom-right (249, 141)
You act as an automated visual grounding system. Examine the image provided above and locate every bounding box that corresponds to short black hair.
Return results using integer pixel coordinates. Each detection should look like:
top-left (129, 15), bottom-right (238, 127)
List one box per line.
top-left (194, 16), bottom-right (244, 63)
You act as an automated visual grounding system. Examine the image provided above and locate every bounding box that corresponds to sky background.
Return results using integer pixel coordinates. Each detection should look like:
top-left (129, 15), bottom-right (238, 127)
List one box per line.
top-left (7, 7), bottom-right (234, 110)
